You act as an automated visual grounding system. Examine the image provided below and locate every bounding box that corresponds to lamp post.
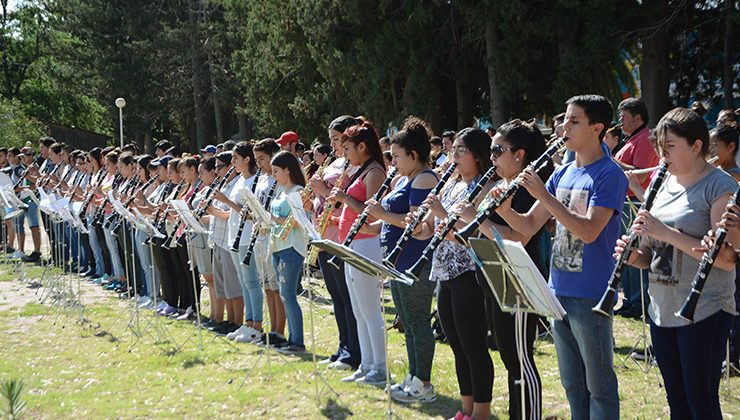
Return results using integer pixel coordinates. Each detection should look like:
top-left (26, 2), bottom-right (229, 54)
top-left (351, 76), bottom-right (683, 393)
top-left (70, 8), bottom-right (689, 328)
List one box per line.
top-left (115, 97), bottom-right (126, 149)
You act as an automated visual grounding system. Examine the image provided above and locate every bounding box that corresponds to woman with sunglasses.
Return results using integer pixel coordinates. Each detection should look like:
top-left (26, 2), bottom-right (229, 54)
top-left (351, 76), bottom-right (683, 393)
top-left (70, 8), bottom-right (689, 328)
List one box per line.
top-left (412, 128), bottom-right (495, 420)
top-left (456, 120), bottom-right (553, 420)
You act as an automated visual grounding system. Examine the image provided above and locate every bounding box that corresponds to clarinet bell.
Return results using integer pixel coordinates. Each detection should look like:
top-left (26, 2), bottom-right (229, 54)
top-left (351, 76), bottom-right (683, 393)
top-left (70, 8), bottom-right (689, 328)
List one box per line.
top-left (591, 286), bottom-right (618, 317)
top-left (405, 255), bottom-right (429, 282)
top-left (382, 245), bottom-right (402, 269)
top-left (675, 294), bottom-right (699, 323)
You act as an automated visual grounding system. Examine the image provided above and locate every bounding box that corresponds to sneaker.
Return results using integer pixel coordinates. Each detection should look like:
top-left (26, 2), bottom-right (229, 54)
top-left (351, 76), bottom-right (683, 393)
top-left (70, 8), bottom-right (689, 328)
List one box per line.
top-left (256, 332), bottom-right (288, 347)
top-left (356, 369), bottom-right (388, 386)
top-left (276, 344), bottom-right (306, 355)
top-left (234, 326), bottom-right (261, 343)
top-left (340, 368), bottom-right (369, 383)
top-left (21, 251), bottom-right (41, 263)
top-left (227, 325), bottom-right (250, 341)
top-left (318, 357), bottom-right (334, 365)
top-left (176, 307), bottom-right (196, 321)
top-left (391, 376), bottom-right (436, 403)
top-left (10, 250), bottom-right (26, 259)
top-left (327, 360), bottom-right (352, 371)
top-left (159, 305), bottom-right (178, 317)
top-left (387, 373), bottom-right (412, 393)
top-left (154, 300), bottom-right (168, 311)
top-left (137, 296), bottom-right (152, 308)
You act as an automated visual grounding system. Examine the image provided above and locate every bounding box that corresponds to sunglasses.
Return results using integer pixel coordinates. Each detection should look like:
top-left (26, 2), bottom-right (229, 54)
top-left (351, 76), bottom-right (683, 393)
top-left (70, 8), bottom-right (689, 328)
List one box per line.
top-left (490, 144), bottom-right (514, 158)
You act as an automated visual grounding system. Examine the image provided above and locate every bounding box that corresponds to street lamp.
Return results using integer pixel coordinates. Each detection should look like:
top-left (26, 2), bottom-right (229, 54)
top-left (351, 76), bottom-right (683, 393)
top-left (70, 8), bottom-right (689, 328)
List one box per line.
top-left (115, 97), bottom-right (126, 149)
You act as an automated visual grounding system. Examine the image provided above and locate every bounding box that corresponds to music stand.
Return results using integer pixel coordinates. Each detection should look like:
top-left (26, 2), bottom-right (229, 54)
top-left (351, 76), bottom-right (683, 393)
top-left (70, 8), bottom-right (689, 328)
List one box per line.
top-left (469, 235), bottom-right (565, 420)
top-left (169, 200), bottom-right (208, 353)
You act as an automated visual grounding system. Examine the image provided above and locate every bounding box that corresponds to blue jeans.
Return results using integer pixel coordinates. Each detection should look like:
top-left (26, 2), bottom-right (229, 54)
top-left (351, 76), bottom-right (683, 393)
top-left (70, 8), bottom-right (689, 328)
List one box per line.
top-left (552, 296), bottom-right (619, 420)
top-left (234, 246), bottom-right (263, 323)
top-left (272, 247), bottom-right (304, 347)
top-left (650, 310), bottom-right (732, 420)
top-left (135, 229), bottom-right (152, 298)
top-left (87, 215), bottom-right (106, 277)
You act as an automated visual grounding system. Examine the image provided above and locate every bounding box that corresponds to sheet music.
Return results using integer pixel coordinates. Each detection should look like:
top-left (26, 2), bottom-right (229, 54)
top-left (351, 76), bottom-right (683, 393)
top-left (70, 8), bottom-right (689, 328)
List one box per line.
top-left (285, 191), bottom-right (321, 241)
top-left (170, 199), bottom-right (209, 234)
top-left (238, 186), bottom-right (273, 226)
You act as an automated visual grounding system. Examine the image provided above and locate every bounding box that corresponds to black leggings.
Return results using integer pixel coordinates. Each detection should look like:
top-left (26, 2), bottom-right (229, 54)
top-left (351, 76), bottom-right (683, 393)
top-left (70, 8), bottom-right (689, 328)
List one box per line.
top-left (437, 270), bottom-right (493, 403)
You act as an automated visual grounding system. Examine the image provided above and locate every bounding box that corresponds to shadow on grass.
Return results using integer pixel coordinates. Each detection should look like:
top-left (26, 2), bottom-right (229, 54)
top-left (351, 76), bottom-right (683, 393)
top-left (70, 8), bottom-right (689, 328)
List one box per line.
top-left (320, 398), bottom-right (353, 419)
top-left (182, 356), bottom-right (205, 369)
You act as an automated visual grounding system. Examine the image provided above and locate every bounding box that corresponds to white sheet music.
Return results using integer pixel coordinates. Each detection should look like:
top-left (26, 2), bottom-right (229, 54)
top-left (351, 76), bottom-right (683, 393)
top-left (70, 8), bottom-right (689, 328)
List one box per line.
top-left (238, 186), bottom-right (273, 226)
top-left (286, 191), bottom-right (321, 241)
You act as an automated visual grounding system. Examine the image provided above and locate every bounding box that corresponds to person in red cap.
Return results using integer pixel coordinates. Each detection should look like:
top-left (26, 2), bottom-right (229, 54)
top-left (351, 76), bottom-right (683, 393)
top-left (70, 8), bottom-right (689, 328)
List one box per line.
top-left (277, 131), bottom-right (300, 158)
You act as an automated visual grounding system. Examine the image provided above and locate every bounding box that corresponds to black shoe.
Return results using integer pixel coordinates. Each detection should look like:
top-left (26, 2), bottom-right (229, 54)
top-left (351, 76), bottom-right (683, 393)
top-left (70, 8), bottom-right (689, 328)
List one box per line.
top-left (208, 321), bottom-right (233, 334)
top-left (619, 307), bottom-right (644, 319)
top-left (212, 322), bottom-right (239, 335)
top-left (4, 246), bottom-right (15, 254)
top-left (21, 251), bottom-right (41, 263)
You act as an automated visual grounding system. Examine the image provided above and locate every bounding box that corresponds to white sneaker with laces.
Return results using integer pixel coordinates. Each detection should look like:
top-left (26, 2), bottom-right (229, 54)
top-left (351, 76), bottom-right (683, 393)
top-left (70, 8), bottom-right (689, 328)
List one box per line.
top-left (387, 373), bottom-right (412, 393)
top-left (340, 368), bottom-right (368, 383)
top-left (391, 375), bottom-right (436, 403)
top-left (154, 300), bottom-right (168, 311)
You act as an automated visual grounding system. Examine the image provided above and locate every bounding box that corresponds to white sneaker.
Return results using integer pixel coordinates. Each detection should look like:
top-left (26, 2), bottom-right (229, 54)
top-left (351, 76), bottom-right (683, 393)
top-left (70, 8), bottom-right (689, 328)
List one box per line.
top-left (234, 326), bottom-right (261, 343)
top-left (387, 373), bottom-right (412, 393)
top-left (391, 375), bottom-right (436, 403)
top-left (227, 325), bottom-right (249, 340)
top-left (318, 357), bottom-right (333, 365)
top-left (327, 360), bottom-right (352, 371)
top-left (355, 369), bottom-right (388, 386)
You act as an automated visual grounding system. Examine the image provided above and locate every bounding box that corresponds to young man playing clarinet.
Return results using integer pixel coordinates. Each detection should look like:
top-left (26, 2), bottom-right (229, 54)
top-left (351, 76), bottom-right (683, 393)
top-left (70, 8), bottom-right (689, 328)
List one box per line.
top-left (494, 95), bottom-right (627, 419)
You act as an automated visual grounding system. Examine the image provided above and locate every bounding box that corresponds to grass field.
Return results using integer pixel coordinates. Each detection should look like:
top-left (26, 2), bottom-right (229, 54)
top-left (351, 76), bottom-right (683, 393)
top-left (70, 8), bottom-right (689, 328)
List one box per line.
top-left (0, 261), bottom-right (738, 419)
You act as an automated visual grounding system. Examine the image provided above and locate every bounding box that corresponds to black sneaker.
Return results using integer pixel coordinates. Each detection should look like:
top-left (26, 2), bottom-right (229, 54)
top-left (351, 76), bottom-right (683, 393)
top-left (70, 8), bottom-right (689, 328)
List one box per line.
top-left (276, 344), bottom-right (306, 355)
top-left (21, 251), bottom-right (41, 263)
top-left (208, 321), bottom-right (231, 332)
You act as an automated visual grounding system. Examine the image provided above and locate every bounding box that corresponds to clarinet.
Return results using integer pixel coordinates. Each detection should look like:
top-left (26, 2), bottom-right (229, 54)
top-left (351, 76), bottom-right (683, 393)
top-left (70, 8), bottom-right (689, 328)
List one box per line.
top-left (327, 166), bottom-right (398, 270)
top-left (230, 170), bottom-right (261, 252)
top-left (453, 136), bottom-right (569, 246)
top-left (383, 163), bottom-right (457, 268)
top-left (38, 163), bottom-right (61, 189)
top-left (78, 168), bottom-right (107, 219)
top-left (110, 174), bottom-right (160, 235)
top-left (92, 172), bottom-right (123, 226)
top-left (405, 165), bottom-right (497, 281)
top-left (13, 166), bottom-right (31, 190)
top-left (170, 167), bottom-right (235, 247)
top-left (242, 178), bottom-right (278, 266)
top-left (592, 163), bottom-right (669, 317)
top-left (675, 185), bottom-right (740, 323)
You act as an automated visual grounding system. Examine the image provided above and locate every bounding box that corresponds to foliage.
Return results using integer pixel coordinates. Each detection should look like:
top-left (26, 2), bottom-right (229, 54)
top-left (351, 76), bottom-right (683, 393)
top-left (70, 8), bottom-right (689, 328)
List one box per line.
top-left (0, 97), bottom-right (48, 147)
top-left (0, 378), bottom-right (26, 420)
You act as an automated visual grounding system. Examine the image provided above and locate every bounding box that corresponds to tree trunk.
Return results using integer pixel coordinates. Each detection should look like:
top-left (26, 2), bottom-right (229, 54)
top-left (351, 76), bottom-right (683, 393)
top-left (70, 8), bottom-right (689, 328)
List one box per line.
top-left (641, 28), bottom-right (671, 127)
top-left (205, 41), bottom-right (223, 143)
top-left (723, 0), bottom-right (734, 108)
top-left (485, 22), bottom-right (506, 127)
top-left (188, 0), bottom-right (207, 150)
top-left (455, 59), bottom-right (473, 129)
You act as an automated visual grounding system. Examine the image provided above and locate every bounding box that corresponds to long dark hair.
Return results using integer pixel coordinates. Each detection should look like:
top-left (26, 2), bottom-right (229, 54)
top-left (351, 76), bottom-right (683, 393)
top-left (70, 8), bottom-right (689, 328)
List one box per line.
top-left (497, 119), bottom-right (553, 181)
top-left (271, 151), bottom-right (306, 187)
top-left (234, 141), bottom-right (257, 174)
top-left (455, 127), bottom-right (493, 175)
top-left (343, 122), bottom-right (384, 167)
top-left (655, 107), bottom-right (710, 157)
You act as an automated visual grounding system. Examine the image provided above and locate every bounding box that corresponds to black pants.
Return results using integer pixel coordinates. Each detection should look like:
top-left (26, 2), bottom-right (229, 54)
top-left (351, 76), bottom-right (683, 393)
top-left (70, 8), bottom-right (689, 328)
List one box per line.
top-left (317, 251), bottom-right (361, 367)
top-left (176, 244), bottom-right (200, 310)
top-left (437, 270), bottom-right (493, 403)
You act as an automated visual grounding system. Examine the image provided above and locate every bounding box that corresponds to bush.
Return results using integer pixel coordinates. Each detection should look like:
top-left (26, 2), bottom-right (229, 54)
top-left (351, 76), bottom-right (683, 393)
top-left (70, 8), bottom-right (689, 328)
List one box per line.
top-left (0, 98), bottom-right (48, 148)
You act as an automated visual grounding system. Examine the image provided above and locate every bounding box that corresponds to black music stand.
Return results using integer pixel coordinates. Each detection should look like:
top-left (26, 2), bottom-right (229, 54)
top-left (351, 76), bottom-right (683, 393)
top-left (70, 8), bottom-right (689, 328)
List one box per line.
top-left (469, 236), bottom-right (565, 420)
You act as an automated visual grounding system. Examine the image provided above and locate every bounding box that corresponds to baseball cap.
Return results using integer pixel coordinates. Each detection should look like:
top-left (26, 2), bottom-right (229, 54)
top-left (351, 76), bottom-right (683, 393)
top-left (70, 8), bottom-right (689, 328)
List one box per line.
top-left (19, 146), bottom-right (35, 157)
top-left (200, 144), bottom-right (217, 154)
top-left (151, 156), bottom-right (173, 167)
top-left (277, 131), bottom-right (300, 145)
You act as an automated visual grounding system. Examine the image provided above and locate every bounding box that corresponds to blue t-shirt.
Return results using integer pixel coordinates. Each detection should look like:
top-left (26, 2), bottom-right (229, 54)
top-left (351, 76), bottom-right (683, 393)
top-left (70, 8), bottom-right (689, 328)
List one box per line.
top-left (545, 156), bottom-right (628, 300)
top-left (380, 171), bottom-right (435, 272)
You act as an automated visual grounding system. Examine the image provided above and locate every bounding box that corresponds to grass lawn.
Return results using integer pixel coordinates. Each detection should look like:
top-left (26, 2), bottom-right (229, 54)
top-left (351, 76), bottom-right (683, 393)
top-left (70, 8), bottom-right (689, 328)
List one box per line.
top-left (0, 261), bottom-right (738, 419)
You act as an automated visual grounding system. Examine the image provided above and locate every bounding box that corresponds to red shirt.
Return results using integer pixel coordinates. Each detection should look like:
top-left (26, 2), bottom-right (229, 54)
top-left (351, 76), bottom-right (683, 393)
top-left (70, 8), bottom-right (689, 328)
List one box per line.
top-left (615, 126), bottom-right (658, 197)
